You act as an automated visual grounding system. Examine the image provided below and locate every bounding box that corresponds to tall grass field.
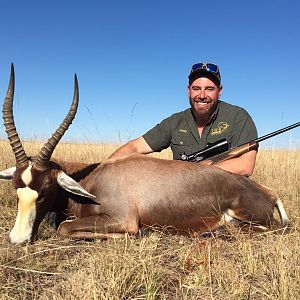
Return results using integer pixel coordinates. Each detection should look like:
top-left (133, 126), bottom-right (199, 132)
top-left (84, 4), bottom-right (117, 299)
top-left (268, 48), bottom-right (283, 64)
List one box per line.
top-left (0, 140), bottom-right (299, 299)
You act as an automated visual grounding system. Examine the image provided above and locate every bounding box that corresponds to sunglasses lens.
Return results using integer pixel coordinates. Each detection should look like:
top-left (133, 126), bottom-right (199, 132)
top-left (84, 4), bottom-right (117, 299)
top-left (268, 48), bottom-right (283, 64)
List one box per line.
top-left (191, 63), bottom-right (204, 71)
top-left (206, 64), bottom-right (219, 73)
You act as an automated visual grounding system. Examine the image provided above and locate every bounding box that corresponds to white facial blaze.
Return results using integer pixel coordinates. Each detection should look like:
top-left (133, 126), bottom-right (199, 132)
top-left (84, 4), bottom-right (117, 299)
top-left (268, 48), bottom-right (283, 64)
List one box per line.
top-left (9, 163), bottom-right (38, 244)
top-left (21, 163), bottom-right (33, 185)
top-left (9, 187), bottom-right (38, 244)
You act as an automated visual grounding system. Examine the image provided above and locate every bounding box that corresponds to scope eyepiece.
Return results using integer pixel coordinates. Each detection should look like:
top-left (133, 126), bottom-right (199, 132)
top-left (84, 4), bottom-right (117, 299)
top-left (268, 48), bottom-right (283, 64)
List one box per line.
top-left (180, 152), bottom-right (188, 161)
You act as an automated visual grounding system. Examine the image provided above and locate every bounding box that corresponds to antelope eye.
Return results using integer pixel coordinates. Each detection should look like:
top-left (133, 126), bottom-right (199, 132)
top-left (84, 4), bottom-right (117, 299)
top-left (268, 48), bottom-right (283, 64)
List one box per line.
top-left (36, 196), bottom-right (43, 203)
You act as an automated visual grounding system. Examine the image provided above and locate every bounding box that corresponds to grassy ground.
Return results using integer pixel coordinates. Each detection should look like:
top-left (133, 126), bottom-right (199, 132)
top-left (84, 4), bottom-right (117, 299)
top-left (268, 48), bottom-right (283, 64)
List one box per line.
top-left (0, 140), bottom-right (299, 299)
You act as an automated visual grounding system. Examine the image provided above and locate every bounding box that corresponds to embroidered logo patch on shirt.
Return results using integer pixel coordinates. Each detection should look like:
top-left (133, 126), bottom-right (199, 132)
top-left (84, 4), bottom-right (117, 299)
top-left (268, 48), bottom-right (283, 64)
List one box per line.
top-left (211, 122), bottom-right (229, 136)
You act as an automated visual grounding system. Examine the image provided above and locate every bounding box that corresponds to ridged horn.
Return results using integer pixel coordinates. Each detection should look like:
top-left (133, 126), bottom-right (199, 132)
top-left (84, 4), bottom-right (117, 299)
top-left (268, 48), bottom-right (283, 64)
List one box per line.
top-left (35, 74), bottom-right (79, 168)
top-left (2, 63), bottom-right (29, 167)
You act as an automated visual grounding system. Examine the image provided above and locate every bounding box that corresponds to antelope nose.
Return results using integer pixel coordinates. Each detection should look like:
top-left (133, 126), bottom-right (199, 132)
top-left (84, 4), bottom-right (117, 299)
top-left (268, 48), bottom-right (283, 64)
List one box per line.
top-left (9, 235), bottom-right (29, 245)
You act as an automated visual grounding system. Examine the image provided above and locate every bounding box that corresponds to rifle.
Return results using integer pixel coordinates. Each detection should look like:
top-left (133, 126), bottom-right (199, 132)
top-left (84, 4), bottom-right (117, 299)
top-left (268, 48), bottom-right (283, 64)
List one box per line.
top-left (180, 121), bottom-right (300, 164)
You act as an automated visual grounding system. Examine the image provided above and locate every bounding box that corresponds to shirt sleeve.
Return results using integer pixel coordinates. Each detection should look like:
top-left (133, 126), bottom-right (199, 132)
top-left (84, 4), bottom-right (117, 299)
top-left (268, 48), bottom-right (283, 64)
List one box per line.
top-left (143, 117), bottom-right (173, 152)
top-left (231, 109), bottom-right (258, 147)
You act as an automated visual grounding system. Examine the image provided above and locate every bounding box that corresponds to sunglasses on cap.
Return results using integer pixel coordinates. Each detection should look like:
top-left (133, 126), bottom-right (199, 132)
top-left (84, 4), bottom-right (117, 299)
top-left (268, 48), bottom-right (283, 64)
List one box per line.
top-left (190, 63), bottom-right (219, 74)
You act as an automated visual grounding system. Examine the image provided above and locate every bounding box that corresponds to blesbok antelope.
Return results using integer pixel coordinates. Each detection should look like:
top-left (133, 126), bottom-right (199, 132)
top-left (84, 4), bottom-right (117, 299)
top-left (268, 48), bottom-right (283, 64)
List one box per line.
top-left (0, 65), bottom-right (289, 245)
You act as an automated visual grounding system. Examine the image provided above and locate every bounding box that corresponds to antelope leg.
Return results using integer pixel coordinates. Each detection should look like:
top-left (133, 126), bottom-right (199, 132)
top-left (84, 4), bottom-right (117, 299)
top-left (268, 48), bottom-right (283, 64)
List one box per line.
top-left (57, 214), bottom-right (139, 239)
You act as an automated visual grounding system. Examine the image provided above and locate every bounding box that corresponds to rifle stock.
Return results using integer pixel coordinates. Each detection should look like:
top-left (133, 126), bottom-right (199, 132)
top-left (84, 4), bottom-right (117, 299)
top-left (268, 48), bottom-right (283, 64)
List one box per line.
top-left (199, 141), bottom-right (259, 165)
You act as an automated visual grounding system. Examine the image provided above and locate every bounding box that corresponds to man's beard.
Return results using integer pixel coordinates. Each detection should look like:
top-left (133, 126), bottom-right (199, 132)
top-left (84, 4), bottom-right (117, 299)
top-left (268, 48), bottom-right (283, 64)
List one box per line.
top-left (189, 97), bottom-right (218, 125)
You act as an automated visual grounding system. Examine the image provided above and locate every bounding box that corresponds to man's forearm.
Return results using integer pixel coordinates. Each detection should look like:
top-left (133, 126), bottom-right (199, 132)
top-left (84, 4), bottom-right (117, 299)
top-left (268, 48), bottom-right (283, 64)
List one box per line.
top-left (109, 137), bottom-right (154, 159)
top-left (109, 143), bottom-right (137, 158)
top-left (212, 150), bottom-right (257, 176)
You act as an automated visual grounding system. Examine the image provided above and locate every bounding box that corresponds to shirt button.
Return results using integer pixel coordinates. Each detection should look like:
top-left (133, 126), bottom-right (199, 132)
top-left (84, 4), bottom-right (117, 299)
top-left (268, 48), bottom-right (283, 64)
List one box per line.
top-left (180, 141), bottom-right (183, 144)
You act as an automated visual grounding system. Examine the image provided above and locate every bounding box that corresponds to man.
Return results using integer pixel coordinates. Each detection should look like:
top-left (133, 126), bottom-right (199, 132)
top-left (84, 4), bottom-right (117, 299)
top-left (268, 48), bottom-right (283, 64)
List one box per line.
top-left (109, 63), bottom-right (257, 176)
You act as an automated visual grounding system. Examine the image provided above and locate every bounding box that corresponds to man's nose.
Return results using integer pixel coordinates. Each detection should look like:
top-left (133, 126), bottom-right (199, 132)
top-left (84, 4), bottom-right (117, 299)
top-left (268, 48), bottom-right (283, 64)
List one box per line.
top-left (199, 90), bottom-right (206, 99)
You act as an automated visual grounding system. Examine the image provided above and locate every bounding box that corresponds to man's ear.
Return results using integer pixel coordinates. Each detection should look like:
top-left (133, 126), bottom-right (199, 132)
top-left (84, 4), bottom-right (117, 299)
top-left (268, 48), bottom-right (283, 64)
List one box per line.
top-left (218, 85), bottom-right (223, 98)
top-left (0, 167), bottom-right (16, 180)
top-left (187, 84), bottom-right (191, 98)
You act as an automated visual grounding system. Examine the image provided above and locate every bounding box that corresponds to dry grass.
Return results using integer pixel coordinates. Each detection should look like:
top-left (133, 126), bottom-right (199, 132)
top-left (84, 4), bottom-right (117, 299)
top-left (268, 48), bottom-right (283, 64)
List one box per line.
top-left (0, 140), bottom-right (299, 299)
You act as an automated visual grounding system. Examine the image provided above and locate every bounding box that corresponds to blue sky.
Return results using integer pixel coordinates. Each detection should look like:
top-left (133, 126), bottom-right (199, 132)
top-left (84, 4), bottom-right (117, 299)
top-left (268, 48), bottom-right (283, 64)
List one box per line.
top-left (0, 0), bottom-right (299, 149)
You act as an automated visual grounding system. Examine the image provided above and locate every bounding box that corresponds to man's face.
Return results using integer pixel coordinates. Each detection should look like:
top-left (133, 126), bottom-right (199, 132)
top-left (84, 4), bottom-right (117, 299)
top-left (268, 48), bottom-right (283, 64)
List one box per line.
top-left (188, 77), bottom-right (222, 119)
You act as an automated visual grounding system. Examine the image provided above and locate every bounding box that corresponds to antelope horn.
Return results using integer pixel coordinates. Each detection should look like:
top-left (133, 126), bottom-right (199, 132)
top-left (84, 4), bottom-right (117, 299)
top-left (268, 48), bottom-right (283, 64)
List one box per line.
top-left (2, 63), bottom-right (28, 167)
top-left (35, 74), bottom-right (79, 168)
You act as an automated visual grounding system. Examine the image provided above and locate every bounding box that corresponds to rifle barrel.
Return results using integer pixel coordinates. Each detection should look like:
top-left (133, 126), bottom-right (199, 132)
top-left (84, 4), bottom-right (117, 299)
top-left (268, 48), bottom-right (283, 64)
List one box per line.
top-left (256, 121), bottom-right (300, 143)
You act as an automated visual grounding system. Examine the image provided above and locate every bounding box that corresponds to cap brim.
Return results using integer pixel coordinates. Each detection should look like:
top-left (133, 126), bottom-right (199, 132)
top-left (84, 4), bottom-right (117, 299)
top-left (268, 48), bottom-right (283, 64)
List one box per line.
top-left (188, 70), bottom-right (221, 86)
top-left (188, 69), bottom-right (216, 79)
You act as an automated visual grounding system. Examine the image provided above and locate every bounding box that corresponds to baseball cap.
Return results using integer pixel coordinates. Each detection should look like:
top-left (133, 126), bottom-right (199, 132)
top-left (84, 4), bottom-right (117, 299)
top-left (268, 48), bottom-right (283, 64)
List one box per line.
top-left (188, 63), bottom-right (221, 87)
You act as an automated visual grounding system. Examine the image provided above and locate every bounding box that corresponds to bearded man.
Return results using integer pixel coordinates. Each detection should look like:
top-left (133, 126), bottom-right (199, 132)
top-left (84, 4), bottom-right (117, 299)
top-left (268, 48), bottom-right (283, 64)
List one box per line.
top-left (109, 63), bottom-right (257, 176)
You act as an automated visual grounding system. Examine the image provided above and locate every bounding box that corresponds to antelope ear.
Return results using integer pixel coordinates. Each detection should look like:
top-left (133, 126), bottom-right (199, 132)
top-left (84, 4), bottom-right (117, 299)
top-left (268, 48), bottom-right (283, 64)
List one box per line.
top-left (56, 171), bottom-right (96, 199)
top-left (0, 166), bottom-right (16, 180)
